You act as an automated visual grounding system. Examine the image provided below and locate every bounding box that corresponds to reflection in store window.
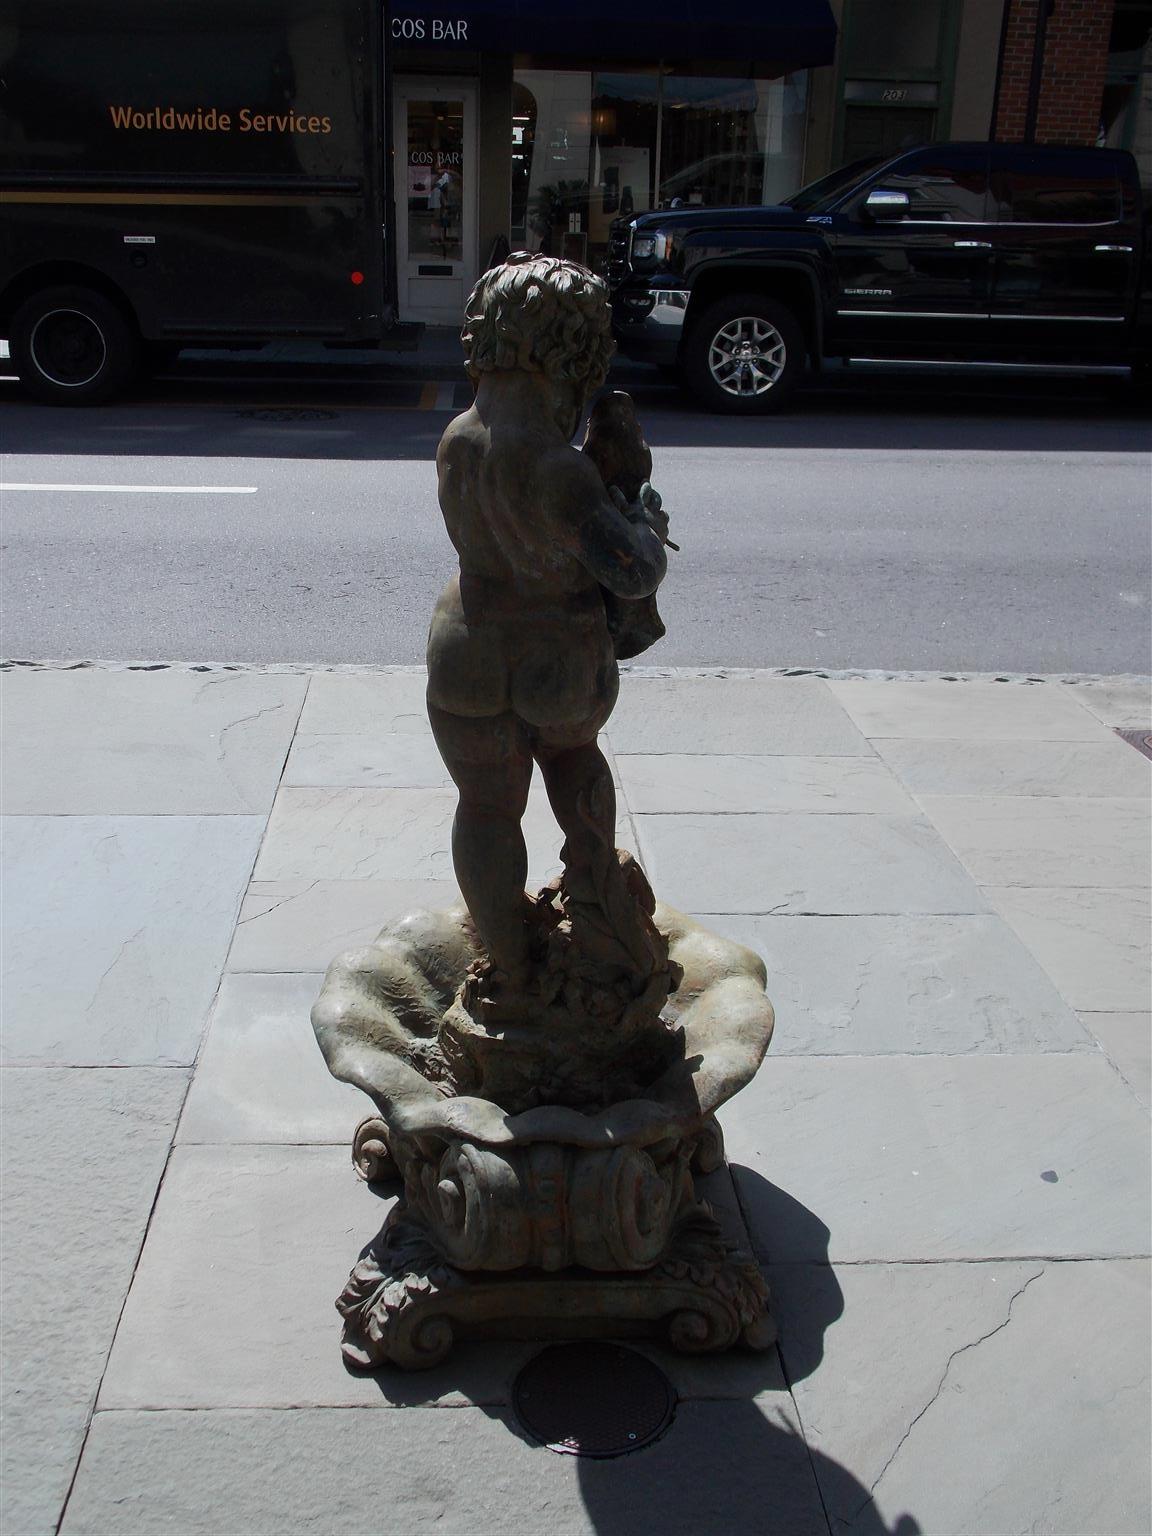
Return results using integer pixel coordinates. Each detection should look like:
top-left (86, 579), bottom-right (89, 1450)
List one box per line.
top-left (659, 75), bottom-right (808, 209)
top-left (406, 98), bottom-right (465, 262)
top-left (511, 69), bottom-right (808, 273)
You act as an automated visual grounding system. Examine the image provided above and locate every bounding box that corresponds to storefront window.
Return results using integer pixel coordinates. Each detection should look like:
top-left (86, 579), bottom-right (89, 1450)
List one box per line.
top-left (659, 76), bottom-right (808, 209)
top-left (512, 68), bottom-right (808, 272)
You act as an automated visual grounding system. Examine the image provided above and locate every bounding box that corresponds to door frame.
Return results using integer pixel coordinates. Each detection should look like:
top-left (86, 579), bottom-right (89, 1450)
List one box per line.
top-left (392, 77), bottom-right (479, 324)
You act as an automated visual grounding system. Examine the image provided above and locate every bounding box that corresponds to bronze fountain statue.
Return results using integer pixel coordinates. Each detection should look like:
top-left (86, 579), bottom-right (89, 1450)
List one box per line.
top-left (312, 254), bottom-right (775, 1368)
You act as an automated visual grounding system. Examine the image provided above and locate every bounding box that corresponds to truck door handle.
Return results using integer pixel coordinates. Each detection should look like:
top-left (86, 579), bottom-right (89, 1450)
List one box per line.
top-left (1094, 244), bottom-right (1133, 253)
top-left (953, 240), bottom-right (992, 249)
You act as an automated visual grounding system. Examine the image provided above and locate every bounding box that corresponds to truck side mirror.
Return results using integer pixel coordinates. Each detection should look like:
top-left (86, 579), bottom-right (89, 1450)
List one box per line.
top-left (864, 188), bottom-right (910, 221)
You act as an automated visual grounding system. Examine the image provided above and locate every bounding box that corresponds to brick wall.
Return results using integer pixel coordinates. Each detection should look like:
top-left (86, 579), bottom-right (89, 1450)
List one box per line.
top-left (994, 0), bottom-right (1115, 144)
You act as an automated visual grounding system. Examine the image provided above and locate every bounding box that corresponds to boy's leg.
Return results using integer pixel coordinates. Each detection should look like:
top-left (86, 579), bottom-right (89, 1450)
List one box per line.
top-left (533, 737), bottom-right (617, 898)
top-left (428, 703), bottom-right (533, 982)
top-left (535, 733), bottom-right (660, 974)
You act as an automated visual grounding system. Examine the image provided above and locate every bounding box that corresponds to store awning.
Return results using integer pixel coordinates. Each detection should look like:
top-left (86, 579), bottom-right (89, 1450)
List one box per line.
top-left (387, 0), bottom-right (838, 67)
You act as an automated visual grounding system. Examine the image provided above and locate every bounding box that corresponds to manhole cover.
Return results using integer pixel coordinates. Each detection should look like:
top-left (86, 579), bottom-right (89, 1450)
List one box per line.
top-left (234, 407), bottom-right (337, 422)
top-left (512, 1343), bottom-right (675, 1458)
top-left (1115, 728), bottom-right (1152, 761)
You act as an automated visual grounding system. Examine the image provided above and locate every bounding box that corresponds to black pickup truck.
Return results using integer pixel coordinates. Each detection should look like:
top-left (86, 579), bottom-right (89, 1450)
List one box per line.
top-left (608, 142), bottom-right (1151, 412)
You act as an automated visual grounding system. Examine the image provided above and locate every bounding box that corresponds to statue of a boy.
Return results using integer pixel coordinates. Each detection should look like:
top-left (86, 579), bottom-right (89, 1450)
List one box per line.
top-left (426, 254), bottom-right (671, 1007)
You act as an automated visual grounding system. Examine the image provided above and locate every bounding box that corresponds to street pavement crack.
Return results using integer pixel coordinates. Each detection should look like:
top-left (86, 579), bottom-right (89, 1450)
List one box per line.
top-left (849, 1266), bottom-right (1046, 1525)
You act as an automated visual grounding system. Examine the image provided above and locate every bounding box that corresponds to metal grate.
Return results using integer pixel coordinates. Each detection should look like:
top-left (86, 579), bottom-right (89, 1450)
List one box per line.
top-left (1114, 728), bottom-right (1152, 762)
top-left (512, 1343), bottom-right (676, 1458)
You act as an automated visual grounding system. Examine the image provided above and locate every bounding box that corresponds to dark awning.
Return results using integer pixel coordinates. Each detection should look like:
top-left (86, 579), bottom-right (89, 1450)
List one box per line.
top-left (387, 0), bottom-right (838, 67)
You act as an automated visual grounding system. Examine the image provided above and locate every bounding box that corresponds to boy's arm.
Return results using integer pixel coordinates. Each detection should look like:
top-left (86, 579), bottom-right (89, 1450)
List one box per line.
top-left (546, 446), bottom-right (668, 599)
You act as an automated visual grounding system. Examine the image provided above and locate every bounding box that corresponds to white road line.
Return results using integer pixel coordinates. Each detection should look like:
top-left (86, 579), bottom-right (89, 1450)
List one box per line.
top-left (0, 483), bottom-right (258, 494)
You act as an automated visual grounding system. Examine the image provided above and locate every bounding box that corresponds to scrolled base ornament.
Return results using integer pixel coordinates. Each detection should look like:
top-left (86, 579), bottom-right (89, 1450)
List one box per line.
top-left (351, 1115), bottom-right (395, 1183)
top-left (336, 1200), bottom-right (774, 1370)
top-left (337, 1217), bottom-right (462, 1370)
top-left (658, 1205), bottom-right (776, 1352)
top-left (691, 1116), bottom-right (726, 1175)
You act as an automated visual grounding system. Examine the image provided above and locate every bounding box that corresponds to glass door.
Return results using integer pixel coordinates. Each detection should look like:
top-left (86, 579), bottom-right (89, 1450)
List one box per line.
top-left (393, 81), bottom-right (477, 324)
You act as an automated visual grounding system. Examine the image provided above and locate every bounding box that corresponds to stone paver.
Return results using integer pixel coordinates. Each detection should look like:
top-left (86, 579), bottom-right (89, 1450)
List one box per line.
top-left (283, 731), bottom-right (451, 787)
top-left (1081, 1012), bottom-right (1151, 1109)
top-left (98, 1143), bottom-right (424, 1409)
top-left (827, 678), bottom-right (1113, 741)
top-left (0, 670), bottom-right (306, 814)
top-left (294, 670), bottom-right (429, 735)
top-left (724, 1053), bottom-right (1152, 1262)
top-left (638, 812), bottom-right (988, 915)
top-left (774, 1258), bottom-right (1151, 1536)
top-left (705, 913), bottom-right (1090, 1055)
top-left (255, 783), bottom-right (635, 885)
top-left (61, 1400), bottom-right (829, 1536)
top-left (920, 794), bottom-right (1149, 888)
top-left (616, 752), bottom-right (915, 814)
top-left (254, 786), bottom-right (456, 882)
top-left (608, 674), bottom-right (872, 754)
top-left (1, 1067), bottom-right (188, 1536)
top-left (99, 1144), bottom-right (786, 1411)
top-left (226, 878), bottom-right (461, 971)
top-left (1069, 677), bottom-right (1152, 729)
top-left (177, 974), bottom-right (362, 1143)
top-left (987, 885), bottom-right (1150, 1012)
top-left (1, 815), bottom-right (265, 1064)
top-left (285, 670), bottom-right (446, 786)
top-left (873, 735), bottom-right (1150, 797)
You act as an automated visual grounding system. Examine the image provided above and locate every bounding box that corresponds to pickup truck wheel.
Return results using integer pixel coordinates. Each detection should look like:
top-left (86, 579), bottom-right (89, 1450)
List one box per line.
top-left (11, 286), bottom-right (140, 405)
top-left (684, 295), bottom-right (804, 414)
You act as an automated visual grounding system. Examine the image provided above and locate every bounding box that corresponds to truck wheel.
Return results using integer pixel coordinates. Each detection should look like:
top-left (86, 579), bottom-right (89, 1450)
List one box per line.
top-left (683, 294), bottom-right (804, 414)
top-left (11, 286), bottom-right (140, 405)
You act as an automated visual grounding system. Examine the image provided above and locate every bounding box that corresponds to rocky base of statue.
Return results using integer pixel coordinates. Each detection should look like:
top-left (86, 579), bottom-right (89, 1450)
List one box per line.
top-left (440, 858), bottom-right (685, 1115)
top-left (312, 891), bottom-right (775, 1371)
top-left (338, 1177), bottom-right (774, 1372)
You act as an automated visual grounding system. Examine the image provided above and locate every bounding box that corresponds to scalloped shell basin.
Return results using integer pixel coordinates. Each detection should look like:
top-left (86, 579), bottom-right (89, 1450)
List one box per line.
top-left (311, 903), bottom-right (773, 1273)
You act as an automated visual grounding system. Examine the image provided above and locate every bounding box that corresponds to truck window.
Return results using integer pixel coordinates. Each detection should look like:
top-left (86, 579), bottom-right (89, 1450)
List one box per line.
top-left (993, 153), bottom-right (1122, 224)
top-left (783, 155), bottom-right (885, 213)
top-left (856, 149), bottom-right (989, 222)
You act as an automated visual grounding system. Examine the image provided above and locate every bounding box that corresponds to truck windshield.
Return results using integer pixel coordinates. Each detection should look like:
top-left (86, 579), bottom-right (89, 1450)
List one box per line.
top-left (783, 156), bottom-right (886, 213)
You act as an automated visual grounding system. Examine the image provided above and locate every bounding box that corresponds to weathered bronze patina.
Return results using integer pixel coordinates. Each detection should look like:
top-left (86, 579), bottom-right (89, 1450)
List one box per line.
top-left (312, 255), bottom-right (774, 1368)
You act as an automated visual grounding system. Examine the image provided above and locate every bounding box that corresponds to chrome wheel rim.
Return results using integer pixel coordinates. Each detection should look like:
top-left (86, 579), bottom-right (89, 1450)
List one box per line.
top-left (29, 309), bottom-right (107, 389)
top-left (708, 316), bottom-right (786, 397)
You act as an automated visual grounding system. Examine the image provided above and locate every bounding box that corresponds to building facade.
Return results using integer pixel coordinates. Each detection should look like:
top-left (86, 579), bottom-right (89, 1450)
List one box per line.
top-left (386, 0), bottom-right (1150, 323)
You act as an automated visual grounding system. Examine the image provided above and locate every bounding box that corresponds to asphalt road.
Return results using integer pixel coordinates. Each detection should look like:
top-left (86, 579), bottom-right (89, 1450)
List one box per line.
top-left (1, 362), bottom-right (1148, 672)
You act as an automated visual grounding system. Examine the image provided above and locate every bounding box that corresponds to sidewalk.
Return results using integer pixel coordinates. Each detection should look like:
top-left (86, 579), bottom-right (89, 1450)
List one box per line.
top-left (2, 663), bottom-right (1149, 1536)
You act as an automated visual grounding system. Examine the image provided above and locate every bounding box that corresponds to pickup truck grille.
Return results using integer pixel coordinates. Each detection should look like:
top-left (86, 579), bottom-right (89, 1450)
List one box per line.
top-left (606, 219), bottom-right (630, 289)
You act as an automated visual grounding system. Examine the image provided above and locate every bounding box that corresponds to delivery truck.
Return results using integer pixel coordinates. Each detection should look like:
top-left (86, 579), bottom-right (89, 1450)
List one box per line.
top-left (0, 0), bottom-right (407, 402)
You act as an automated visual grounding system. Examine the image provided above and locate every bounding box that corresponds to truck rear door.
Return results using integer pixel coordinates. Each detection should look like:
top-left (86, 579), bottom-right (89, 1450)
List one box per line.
top-left (985, 146), bottom-right (1136, 358)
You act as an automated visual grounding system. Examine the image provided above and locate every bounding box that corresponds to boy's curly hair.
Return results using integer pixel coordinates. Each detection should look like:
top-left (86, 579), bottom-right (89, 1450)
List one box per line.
top-left (461, 253), bottom-right (615, 392)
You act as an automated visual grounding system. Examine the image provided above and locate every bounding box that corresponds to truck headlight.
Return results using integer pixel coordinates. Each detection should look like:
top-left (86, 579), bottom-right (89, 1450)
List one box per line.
top-left (630, 232), bottom-right (672, 264)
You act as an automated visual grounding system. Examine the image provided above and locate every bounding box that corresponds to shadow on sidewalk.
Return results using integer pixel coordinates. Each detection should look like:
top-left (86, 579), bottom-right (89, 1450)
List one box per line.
top-left (575, 1400), bottom-right (919, 1536)
top-left (572, 1168), bottom-right (917, 1535)
top-left (350, 1167), bottom-right (919, 1534)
